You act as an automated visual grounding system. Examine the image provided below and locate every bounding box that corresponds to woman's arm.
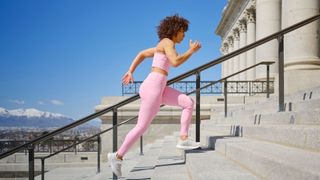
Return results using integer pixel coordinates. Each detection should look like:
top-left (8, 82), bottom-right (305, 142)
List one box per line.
top-left (163, 39), bottom-right (201, 67)
top-left (128, 48), bottom-right (156, 73)
top-left (122, 47), bottom-right (156, 85)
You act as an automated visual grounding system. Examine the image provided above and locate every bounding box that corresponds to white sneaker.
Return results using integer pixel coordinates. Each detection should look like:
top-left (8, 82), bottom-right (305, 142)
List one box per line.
top-left (107, 153), bottom-right (122, 177)
top-left (176, 138), bottom-right (200, 150)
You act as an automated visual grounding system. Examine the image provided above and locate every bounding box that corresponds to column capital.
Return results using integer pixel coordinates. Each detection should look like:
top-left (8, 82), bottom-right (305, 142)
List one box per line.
top-left (223, 42), bottom-right (229, 52)
top-left (238, 19), bottom-right (247, 33)
top-left (233, 28), bottom-right (240, 40)
top-left (246, 7), bottom-right (256, 23)
top-left (227, 36), bottom-right (234, 46)
top-left (220, 42), bottom-right (229, 54)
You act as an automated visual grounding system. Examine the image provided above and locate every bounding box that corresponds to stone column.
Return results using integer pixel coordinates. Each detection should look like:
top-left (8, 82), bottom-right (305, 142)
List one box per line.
top-left (227, 36), bottom-right (234, 80)
top-left (246, 8), bottom-right (256, 80)
top-left (220, 46), bottom-right (225, 79)
top-left (233, 29), bottom-right (240, 81)
top-left (256, 0), bottom-right (281, 80)
top-left (282, 0), bottom-right (320, 93)
top-left (239, 19), bottom-right (247, 81)
top-left (223, 42), bottom-right (229, 77)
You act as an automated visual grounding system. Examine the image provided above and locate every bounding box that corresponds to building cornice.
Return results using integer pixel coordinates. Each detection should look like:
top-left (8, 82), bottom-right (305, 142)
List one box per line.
top-left (215, 0), bottom-right (251, 39)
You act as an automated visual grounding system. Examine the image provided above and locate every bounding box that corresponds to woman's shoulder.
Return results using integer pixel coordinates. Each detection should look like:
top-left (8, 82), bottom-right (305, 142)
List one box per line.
top-left (156, 38), bottom-right (174, 50)
top-left (160, 38), bottom-right (173, 44)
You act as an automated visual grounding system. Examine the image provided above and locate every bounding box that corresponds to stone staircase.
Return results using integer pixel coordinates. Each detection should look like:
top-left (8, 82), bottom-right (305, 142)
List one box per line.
top-left (35, 133), bottom-right (261, 180)
top-left (89, 133), bottom-right (260, 180)
top-left (196, 85), bottom-right (320, 179)
top-left (34, 85), bottom-right (320, 179)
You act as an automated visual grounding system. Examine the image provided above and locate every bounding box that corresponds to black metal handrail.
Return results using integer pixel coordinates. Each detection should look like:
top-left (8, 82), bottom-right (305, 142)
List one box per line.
top-left (0, 13), bottom-right (319, 180)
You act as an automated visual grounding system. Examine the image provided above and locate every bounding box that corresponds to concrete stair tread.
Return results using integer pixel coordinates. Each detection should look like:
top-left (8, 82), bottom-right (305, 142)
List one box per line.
top-left (199, 121), bottom-right (320, 151)
top-left (215, 137), bottom-right (320, 179)
top-left (34, 141), bottom-right (156, 180)
top-left (187, 149), bottom-right (259, 180)
top-left (244, 125), bottom-right (320, 152)
top-left (34, 166), bottom-right (97, 180)
top-left (125, 139), bottom-right (165, 179)
top-left (151, 135), bottom-right (189, 180)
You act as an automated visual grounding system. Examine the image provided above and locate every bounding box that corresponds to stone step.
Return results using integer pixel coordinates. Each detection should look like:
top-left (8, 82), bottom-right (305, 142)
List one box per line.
top-left (152, 136), bottom-right (189, 180)
top-left (186, 149), bottom-right (259, 180)
top-left (200, 120), bottom-right (320, 151)
top-left (215, 137), bottom-right (320, 180)
top-left (229, 109), bottom-right (255, 118)
top-left (284, 85), bottom-right (320, 102)
top-left (244, 101), bottom-right (278, 112)
top-left (1, 162), bottom-right (97, 172)
top-left (291, 99), bottom-right (320, 112)
top-left (90, 141), bottom-right (156, 180)
top-left (34, 142), bottom-right (155, 180)
top-left (35, 166), bottom-right (97, 180)
top-left (242, 125), bottom-right (320, 152)
top-left (242, 85), bottom-right (320, 108)
top-left (124, 139), bottom-right (164, 179)
top-left (212, 106), bottom-right (320, 126)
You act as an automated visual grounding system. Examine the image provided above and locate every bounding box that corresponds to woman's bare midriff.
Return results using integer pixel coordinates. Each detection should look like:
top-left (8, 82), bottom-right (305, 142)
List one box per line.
top-left (151, 67), bottom-right (168, 76)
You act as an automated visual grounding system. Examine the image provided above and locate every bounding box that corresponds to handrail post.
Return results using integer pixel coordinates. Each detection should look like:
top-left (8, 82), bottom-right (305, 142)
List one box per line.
top-left (224, 80), bottom-right (228, 118)
top-left (195, 72), bottom-right (201, 143)
top-left (122, 84), bottom-right (124, 96)
top-left (28, 145), bottom-right (35, 180)
top-left (249, 81), bottom-right (252, 96)
top-left (266, 64), bottom-right (270, 98)
top-left (112, 108), bottom-right (118, 180)
top-left (49, 140), bottom-right (52, 154)
top-left (74, 139), bottom-right (78, 155)
top-left (278, 35), bottom-right (285, 111)
top-left (97, 135), bottom-right (101, 173)
top-left (41, 158), bottom-right (45, 180)
top-left (140, 136), bottom-right (144, 155)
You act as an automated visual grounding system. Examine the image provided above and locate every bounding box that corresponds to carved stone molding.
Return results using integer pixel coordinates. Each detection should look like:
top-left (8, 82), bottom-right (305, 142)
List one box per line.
top-left (246, 7), bottom-right (256, 23)
top-left (238, 19), bottom-right (247, 33)
top-left (233, 28), bottom-right (240, 40)
top-left (223, 42), bottom-right (229, 53)
top-left (228, 36), bottom-right (234, 46)
top-left (216, 0), bottom-right (250, 37)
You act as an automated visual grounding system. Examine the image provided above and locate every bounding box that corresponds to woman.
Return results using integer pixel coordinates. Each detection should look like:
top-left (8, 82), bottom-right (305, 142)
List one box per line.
top-left (108, 14), bottom-right (201, 177)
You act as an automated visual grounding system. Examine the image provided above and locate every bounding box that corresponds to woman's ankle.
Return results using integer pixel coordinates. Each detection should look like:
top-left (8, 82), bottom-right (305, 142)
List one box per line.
top-left (116, 153), bottom-right (123, 161)
top-left (180, 135), bottom-right (188, 141)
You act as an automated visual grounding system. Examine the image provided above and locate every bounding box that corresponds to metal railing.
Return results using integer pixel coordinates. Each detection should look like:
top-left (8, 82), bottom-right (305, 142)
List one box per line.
top-left (0, 139), bottom-right (98, 154)
top-left (0, 14), bottom-right (319, 180)
top-left (122, 80), bottom-right (274, 95)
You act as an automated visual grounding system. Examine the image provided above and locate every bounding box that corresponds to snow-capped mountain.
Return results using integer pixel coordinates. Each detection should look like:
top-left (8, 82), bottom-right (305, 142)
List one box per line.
top-left (0, 107), bottom-right (67, 118)
top-left (0, 107), bottom-right (74, 128)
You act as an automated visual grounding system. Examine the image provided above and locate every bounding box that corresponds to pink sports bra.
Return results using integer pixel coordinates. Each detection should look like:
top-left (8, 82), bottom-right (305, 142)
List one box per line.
top-left (152, 52), bottom-right (170, 73)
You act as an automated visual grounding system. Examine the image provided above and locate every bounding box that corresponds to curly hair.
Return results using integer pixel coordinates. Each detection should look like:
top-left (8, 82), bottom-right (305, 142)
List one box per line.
top-left (157, 14), bottom-right (189, 40)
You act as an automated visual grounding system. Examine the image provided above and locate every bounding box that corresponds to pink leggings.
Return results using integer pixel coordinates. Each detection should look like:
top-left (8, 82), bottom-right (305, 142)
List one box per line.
top-left (117, 72), bottom-right (194, 156)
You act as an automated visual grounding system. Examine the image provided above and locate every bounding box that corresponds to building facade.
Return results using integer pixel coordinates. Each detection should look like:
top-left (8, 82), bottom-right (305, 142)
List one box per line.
top-left (216, 0), bottom-right (320, 94)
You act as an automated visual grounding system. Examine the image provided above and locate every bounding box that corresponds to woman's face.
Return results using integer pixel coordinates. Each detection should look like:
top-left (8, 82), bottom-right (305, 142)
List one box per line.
top-left (173, 29), bottom-right (185, 44)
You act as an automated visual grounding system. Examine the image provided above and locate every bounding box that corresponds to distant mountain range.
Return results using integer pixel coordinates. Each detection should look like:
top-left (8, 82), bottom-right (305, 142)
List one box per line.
top-left (0, 107), bottom-right (99, 128)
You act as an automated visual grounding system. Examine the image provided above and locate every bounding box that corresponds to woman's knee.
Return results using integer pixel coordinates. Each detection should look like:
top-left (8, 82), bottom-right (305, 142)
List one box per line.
top-left (179, 94), bottom-right (194, 109)
top-left (134, 124), bottom-right (149, 134)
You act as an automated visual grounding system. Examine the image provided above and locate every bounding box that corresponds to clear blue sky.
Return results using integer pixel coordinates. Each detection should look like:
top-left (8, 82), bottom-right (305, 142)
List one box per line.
top-left (0, 0), bottom-right (228, 120)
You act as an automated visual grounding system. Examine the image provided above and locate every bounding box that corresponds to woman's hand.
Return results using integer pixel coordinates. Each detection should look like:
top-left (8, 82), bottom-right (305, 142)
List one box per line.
top-left (189, 39), bottom-right (201, 53)
top-left (122, 71), bottom-right (134, 85)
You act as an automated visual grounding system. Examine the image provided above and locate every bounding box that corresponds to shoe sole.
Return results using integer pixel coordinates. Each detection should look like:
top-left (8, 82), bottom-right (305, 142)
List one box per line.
top-left (176, 145), bottom-right (200, 150)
